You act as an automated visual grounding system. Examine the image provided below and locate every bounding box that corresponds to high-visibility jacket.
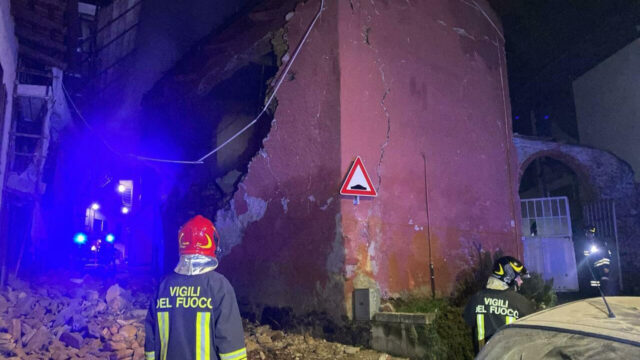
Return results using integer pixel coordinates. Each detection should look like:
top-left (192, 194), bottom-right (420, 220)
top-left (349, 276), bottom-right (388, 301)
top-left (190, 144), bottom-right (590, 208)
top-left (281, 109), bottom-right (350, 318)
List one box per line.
top-left (584, 241), bottom-right (612, 286)
top-left (144, 271), bottom-right (247, 360)
top-left (463, 288), bottom-right (535, 353)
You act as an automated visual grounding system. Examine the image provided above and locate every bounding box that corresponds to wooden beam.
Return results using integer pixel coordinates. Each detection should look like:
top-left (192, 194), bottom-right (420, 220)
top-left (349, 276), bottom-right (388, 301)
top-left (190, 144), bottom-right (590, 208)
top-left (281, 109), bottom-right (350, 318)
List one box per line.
top-left (11, 3), bottom-right (66, 32)
top-left (13, 0), bottom-right (67, 12)
top-left (18, 45), bottom-right (66, 69)
top-left (15, 24), bottom-right (67, 53)
top-left (12, 1), bottom-right (66, 22)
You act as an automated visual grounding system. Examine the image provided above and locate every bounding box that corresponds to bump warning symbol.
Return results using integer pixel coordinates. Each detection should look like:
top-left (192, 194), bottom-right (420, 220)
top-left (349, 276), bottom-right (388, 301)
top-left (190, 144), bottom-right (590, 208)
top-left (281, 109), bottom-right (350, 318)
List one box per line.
top-left (340, 156), bottom-right (377, 197)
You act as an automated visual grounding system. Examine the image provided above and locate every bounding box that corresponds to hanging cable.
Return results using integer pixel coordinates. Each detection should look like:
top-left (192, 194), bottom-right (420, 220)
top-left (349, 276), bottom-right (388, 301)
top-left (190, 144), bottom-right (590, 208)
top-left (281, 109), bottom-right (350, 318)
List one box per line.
top-left (61, 82), bottom-right (123, 157)
top-left (63, 0), bottom-right (325, 165)
top-left (196, 0), bottom-right (325, 163)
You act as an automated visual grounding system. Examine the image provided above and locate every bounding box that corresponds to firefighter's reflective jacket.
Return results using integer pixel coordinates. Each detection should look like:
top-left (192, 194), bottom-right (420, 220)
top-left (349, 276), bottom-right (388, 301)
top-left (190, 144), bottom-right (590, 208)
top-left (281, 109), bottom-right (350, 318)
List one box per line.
top-left (144, 271), bottom-right (247, 360)
top-left (463, 289), bottom-right (535, 353)
top-left (584, 241), bottom-right (612, 287)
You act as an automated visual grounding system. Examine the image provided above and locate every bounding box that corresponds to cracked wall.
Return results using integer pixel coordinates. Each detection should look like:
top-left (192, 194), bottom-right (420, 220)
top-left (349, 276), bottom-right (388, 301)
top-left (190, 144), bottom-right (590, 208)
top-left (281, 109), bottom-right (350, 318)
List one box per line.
top-left (338, 0), bottom-right (520, 308)
top-left (219, 0), bottom-right (521, 319)
top-left (219, 0), bottom-right (345, 319)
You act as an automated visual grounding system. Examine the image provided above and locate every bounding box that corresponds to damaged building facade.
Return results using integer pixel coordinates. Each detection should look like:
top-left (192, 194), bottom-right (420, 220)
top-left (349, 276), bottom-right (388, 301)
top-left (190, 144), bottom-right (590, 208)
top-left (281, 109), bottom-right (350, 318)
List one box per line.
top-left (144, 0), bottom-right (522, 319)
top-left (4, 0), bottom-right (636, 327)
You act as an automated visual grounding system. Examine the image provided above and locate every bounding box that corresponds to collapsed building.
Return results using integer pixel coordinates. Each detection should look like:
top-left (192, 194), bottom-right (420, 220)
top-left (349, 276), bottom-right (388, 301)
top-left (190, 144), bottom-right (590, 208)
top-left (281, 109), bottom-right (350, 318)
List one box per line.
top-left (141, 0), bottom-right (523, 319)
top-left (0, 0), bottom-right (639, 329)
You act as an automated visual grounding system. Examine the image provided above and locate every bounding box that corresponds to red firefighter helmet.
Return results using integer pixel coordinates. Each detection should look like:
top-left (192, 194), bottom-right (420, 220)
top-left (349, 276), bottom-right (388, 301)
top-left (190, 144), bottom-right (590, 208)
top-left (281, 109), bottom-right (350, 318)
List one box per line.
top-left (178, 215), bottom-right (219, 258)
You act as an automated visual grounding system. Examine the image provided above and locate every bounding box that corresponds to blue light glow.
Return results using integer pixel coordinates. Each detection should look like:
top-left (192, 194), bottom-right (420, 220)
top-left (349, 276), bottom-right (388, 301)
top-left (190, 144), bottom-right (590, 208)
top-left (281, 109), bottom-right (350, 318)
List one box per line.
top-left (106, 233), bottom-right (115, 243)
top-left (74, 233), bottom-right (87, 244)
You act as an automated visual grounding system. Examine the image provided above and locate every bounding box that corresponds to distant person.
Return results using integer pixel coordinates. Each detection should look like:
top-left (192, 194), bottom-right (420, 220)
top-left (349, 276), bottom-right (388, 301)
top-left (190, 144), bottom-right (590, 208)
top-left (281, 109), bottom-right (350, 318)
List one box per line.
top-left (463, 256), bottom-right (536, 354)
top-left (145, 215), bottom-right (246, 360)
top-left (583, 225), bottom-right (615, 295)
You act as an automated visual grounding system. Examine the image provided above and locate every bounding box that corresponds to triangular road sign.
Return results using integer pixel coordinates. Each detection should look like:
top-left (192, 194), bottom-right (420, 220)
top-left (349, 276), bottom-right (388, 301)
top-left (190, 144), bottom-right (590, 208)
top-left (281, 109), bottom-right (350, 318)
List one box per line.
top-left (340, 156), bottom-right (377, 196)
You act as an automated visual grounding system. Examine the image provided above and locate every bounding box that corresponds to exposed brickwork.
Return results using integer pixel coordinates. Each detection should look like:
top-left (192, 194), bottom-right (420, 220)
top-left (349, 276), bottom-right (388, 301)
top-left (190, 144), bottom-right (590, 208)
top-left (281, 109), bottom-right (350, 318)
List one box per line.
top-left (514, 135), bottom-right (640, 292)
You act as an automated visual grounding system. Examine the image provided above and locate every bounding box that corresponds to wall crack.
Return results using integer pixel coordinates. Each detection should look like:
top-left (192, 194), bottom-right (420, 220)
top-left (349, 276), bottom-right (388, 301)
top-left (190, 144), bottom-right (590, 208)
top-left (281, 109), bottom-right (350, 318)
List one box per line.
top-left (376, 63), bottom-right (391, 190)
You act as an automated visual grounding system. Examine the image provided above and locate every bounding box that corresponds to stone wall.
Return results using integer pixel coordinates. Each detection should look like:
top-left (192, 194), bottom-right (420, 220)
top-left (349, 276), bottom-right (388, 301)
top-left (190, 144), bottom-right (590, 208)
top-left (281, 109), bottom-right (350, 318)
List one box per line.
top-left (514, 135), bottom-right (640, 293)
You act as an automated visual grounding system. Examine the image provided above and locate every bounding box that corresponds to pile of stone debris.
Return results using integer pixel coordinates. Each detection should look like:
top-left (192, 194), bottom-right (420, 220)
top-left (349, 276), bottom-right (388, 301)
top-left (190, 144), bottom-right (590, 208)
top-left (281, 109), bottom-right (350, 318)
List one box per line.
top-left (244, 322), bottom-right (405, 360)
top-left (0, 276), bottom-right (150, 360)
top-left (0, 276), bottom-right (404, 360)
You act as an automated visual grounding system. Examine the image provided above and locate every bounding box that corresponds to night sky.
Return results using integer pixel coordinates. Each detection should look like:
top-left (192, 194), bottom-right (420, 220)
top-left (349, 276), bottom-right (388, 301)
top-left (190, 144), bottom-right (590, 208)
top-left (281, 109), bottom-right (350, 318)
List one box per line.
top-left (489, 0), bottom-right (640, 139)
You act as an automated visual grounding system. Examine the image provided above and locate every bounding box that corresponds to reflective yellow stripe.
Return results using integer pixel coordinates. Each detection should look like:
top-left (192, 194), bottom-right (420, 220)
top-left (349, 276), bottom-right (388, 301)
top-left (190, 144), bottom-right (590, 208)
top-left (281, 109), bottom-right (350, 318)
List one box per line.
top-left (476, 314), bottom-right (485, 341)
top-left (506, 316), bottom-right (515, 324)
top-left (220, 348), bottom-right (247, 360)
top-left (196, 312), bottom-right (211, 360)
top-left (158, 312), bottom-right (169, 360)
top-left (594, 259), bottom-right (610, 266)
top-left (145, 351), bottom-right (155, 360)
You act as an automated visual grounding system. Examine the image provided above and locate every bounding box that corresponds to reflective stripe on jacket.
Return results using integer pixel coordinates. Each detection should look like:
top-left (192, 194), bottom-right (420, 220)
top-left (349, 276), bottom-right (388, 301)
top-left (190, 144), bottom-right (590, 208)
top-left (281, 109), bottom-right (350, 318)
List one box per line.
top-left (144, 271), bottom-right (246, 360)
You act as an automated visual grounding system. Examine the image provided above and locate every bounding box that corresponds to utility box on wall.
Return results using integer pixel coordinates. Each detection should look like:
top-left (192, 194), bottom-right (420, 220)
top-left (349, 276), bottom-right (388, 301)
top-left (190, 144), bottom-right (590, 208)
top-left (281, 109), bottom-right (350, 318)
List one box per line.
top-left (353, 288), bottom-right (380, 321)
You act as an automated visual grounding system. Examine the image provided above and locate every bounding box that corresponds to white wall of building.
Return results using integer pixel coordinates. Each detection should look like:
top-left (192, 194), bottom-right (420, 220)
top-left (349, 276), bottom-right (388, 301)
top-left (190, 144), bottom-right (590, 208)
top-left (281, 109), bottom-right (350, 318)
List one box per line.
top-left (0, 1), bottom-right (18, 210)
top-left (573, 39), bottom-right (640, 180)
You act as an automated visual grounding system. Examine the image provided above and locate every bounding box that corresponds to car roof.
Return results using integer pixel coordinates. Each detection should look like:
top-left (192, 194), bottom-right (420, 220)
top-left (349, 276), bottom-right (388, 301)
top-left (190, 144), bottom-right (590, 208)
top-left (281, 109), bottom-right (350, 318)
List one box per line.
top-left (508, 296), bottom-right (640, 345)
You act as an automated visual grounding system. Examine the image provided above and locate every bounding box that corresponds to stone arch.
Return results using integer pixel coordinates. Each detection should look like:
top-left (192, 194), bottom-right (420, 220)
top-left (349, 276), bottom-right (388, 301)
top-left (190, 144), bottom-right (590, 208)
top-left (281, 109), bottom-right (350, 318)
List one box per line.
top-left (518, 149), bottom-right (597, 202)
top-left (514, 136), bottom-right (636, 202)
top-left (514, 135), bottom-right (640, 292)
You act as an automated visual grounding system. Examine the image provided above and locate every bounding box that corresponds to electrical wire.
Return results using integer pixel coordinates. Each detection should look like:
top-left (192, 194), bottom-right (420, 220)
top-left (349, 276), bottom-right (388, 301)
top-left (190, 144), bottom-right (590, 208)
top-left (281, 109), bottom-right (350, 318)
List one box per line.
top-left (62, 0), bottom-right (325, 165)
top-left (470, 0), bottom-right (505, 41)
top-left (61, 82), bottom-right (123, 157)
top-left (196, 0), bottom-right (325, 163)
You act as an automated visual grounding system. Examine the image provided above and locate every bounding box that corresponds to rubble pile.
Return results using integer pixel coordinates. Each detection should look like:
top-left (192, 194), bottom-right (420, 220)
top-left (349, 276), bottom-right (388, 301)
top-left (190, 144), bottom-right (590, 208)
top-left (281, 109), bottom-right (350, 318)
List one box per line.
top-left (0, 276), bottom-right (404, 360)
top-left (0, 276), bottom-right (150, 360)
top-left (243, 322), bottom-right (405, 360)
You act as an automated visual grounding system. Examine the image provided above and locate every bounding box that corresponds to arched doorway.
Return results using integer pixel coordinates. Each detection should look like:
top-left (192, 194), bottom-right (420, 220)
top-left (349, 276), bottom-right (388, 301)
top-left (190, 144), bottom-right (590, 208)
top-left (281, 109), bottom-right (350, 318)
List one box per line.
top-left (518, 156), bottom-right (589, 292)
top-left (514, 135), bottom-right (638, 294)
top-left (519, 156), bottom-right (591, 233)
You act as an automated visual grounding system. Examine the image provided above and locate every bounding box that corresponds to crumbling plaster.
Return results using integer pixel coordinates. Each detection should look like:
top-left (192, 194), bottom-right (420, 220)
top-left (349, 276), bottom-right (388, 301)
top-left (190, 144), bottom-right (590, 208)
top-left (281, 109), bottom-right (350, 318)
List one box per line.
top-left (216, 0), bottom-right (522, 319)
top-left (218, 0), bottom-right (345, 318)
top-left (0, 1), bottom-right (18, 210)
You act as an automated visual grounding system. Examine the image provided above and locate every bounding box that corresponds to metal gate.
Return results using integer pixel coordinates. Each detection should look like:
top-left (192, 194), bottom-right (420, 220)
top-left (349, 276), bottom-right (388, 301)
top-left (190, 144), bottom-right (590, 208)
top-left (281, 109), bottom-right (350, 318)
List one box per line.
top-left (521, 196), bottom-right (579, 291)
top-left (583, 199), bottom-right (623, 290)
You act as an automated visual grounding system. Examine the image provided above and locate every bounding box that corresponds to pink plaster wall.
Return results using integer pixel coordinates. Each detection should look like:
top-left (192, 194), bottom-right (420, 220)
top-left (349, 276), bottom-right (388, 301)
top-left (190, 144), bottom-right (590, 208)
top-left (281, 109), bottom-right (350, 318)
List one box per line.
top-left (220, 0), bottom-right (522, 318)
top-left (338, 0), bottom-right (521, 305)
top-left (219, 0), bottom-right (346, 315)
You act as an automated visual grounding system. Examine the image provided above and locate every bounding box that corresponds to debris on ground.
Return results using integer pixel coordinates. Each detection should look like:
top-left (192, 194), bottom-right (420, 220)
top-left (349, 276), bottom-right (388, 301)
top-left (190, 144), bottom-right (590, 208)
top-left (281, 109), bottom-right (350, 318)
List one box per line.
top-left (0, 274), bottom-right (405, 360)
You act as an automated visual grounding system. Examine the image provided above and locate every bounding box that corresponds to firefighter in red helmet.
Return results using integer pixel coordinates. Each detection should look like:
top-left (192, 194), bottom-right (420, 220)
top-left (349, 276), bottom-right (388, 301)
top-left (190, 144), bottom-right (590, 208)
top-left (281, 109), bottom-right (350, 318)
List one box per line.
top-left (144, 215), bottom-right (246, 360)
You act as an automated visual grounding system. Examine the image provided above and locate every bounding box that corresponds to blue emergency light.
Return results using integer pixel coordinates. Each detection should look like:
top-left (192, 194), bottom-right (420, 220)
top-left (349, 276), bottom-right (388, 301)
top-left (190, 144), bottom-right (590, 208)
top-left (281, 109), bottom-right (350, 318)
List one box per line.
top-left (74, 233), bottom-right (87, 244)
top-left (106, 233), bottom-right (115, 243)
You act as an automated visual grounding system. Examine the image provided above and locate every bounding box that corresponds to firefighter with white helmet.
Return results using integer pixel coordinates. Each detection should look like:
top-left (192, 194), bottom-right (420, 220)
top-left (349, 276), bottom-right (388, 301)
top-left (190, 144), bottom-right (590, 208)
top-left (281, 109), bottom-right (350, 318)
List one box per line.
top-left (144, 215), bottom-right (246, 360)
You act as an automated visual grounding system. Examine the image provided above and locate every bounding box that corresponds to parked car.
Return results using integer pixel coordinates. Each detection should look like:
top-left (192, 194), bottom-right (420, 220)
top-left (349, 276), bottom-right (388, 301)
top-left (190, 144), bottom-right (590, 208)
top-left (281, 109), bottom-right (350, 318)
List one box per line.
top-left (476, 296), bottom-right (640, 359)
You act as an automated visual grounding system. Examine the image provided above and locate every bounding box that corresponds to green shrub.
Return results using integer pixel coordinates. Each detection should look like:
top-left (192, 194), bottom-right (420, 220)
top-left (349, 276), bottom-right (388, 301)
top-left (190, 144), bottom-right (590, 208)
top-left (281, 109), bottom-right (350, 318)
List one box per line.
top-left (519, 272), bottom-right (557, 310)
top-left (392, 297), bottom-right (448, 314)
top-left (391, 297), bottom-right (474, 360)
top-left (451, 248), bottom-right (503, 307)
